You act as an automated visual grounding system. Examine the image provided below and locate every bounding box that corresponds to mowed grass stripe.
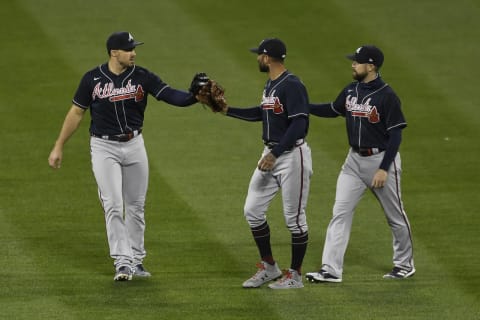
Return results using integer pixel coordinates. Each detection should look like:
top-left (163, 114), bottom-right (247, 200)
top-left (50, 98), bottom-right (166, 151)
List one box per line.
top-left (3, 0), bottom-right (479, 319)
top-left (142, 1), bottom-right (476, 317)
top-left (0, 1), bottom-right (101, 319)
top-left (3, 1), bottom-right (286, 319)
top-left (177, 0), bottom-right (478, 315)
top-left (336, 0), bottom-right (480, 298)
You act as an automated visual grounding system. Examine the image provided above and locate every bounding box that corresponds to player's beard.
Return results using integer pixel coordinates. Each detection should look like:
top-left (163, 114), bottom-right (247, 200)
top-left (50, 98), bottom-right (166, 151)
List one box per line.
top-left (353, 70), bottom-right (368, 82)
top-left (258, 61), bottom-right (269, 73)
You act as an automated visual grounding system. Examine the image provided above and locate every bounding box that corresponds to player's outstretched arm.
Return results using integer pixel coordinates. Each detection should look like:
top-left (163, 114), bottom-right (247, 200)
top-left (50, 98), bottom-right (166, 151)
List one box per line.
top-left (48, 105), bottom-right (86, 169)
top-left (309, 103), bottom-right (340, 118)
top-left (157, 87), bottom-right (197, 107)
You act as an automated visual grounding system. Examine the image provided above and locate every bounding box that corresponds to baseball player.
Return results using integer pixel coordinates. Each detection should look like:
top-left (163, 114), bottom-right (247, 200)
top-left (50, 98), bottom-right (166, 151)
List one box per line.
top-left (48, 31), bottom-right (199, 281)
top-left (214, 38), bottom-right (312, 289)
top-left (305, 45), bottom-right (414, 283)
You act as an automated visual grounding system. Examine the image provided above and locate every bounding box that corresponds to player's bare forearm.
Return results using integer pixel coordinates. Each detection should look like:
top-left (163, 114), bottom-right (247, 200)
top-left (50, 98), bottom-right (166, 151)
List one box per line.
top-left (48, 105), bottom-right (85, 168)
top-left (54, 105), bottom-right (85, 145)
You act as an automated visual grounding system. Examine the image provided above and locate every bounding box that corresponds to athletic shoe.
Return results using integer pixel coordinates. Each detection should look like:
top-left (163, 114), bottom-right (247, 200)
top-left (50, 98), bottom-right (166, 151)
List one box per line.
top-left (383, 267), bottom-right (416, 279)
top-left (242, 261), bottom-right (282, 288)
top-left (114, 266), bottom-right (133, 281)
top-left (133, 264), bottom-right (151, 277)
top-left (305, 269), bottom-right (342, 283)
top-left (268, 269), bottom-right (304, 289)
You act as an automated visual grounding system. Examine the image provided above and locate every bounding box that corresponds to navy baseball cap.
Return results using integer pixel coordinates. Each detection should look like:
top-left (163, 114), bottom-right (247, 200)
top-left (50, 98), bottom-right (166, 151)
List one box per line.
top-left (106, 31), bottom-right (144, 52)
top-left (250, 38), bottom-right (287, 59)
top-left (346, 45), bottom-right (384, 68)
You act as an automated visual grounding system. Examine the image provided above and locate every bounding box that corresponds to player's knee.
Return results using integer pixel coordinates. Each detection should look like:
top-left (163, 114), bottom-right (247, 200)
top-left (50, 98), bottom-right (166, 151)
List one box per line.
top-left (244, 210), bottom-right (266, 228)
top-left (332, 201), bottom-right (355, 217)
top-left (286, 223), bottom-right (308, 234)
top-left (246, 219), bottom-right (267, 229)
top-left (244, 203), bottom-right (264, 221)
top-left (125, 200), bottom-right (145, 216)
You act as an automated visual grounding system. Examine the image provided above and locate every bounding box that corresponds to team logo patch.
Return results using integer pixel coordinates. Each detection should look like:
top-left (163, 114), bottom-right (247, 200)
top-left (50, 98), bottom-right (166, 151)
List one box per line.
top-left (92, 79), bottom-right (145, 103)
top-left (346, 95), bottom-right (380, 123)
top-left (261, 95), bottom-right (284, 114)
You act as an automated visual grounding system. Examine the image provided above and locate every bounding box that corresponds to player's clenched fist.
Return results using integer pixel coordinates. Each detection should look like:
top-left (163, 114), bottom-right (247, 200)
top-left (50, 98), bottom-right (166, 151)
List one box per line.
top-left (257, 152), bottom-right (277, 172)
top-left (371, 169), bottom-right (387, 188)
top-left (48, 147), bottom-right (63, 169)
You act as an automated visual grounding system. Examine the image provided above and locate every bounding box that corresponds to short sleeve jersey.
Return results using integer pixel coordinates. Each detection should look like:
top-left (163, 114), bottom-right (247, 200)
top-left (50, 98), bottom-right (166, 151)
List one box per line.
top-left (331, 76), bottom-right (406, 149)
top-left (261, 71), bottom-right (309, 143)
top-left (73, 63), bottom-right (169, 136)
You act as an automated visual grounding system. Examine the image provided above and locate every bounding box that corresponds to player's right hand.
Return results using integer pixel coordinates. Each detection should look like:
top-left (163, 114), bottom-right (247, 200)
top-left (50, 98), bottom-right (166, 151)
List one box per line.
top-left (48, 148), bottom-right (63, 169)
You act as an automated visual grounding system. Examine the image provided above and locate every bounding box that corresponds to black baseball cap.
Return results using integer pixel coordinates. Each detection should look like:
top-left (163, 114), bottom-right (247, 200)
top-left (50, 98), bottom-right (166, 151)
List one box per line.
top-left (106, 31), bottom-right (144, 52)
top-left (250, 38), bottom-right (287, 59)
top-left (346, 45), bottom-right (384, 68)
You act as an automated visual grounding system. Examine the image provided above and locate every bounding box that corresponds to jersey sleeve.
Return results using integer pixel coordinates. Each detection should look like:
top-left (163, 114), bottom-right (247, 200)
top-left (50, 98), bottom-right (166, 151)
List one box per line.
top-left (309, 102), bottom-right (341, 117)
top-left (72, 73), bottom-right (93, 109)
top-left (226, 106), bottom-right (263, 121)
top-left (143, 69), bottom-right (196, 106)
top-left (331, 88), bottom-right (348, 115)
top-left (383, 92), bottom-right (407, 130)
top-left (285, 79), bottom-right (309, 118)
top-left (157, 86), bottom-right (197, 106)
top-left (140, 69), bottom-right (170, 98)
top-left (270, 116), bottom-right (308, 157)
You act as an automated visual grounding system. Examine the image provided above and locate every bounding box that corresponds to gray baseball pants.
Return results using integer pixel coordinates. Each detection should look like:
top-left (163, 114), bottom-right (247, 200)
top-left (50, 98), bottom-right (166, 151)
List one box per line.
top-left (244, 143), bottom-right (312, 234)
top-left (90, 135), bottom-right (148, 271)
top-left (321, 149), bottom-right (414, 278)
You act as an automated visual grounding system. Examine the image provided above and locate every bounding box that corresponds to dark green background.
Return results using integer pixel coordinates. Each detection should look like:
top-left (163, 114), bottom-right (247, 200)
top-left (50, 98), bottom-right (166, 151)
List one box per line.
top-left (1, 0), bottom-right (478, 319)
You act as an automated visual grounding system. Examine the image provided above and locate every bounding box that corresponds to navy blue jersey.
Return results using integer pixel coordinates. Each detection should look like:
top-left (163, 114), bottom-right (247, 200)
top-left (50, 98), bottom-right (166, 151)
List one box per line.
top-left (73, 63), bottom-right (195, 136)
top-left (226, 71), bottom-right (309, 156)
top-left (227, 71), bottom-right (309, 140)
top-left (330, 76), bottom-right (406, 149)
top-left (260, 71), bottom-right (309, 142)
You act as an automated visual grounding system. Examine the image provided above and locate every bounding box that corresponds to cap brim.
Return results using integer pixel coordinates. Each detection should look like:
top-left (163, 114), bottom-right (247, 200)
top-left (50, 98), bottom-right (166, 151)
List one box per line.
top-left (122, 41), bottom-right (144, 50)
top-left (346, 54), bottom-right (356, 61)
top-left (250, 47), bottom-right (260, 54)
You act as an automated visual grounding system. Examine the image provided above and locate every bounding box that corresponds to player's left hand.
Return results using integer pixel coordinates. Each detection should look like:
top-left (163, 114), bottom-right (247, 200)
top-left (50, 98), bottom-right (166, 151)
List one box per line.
top-left (195, 80), bottom-right (227, 113)
top-left (371, 169), bottom-right (388, 188)
top-left (257, 152), bottom-right (276, 171)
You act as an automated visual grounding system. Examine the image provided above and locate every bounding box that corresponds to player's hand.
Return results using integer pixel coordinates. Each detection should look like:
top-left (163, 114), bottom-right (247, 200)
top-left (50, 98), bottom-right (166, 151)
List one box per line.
top-left (371, 169), bottom-right (388, 188)
top-left (48, 147), bottom-right (63, 169)
top-left (257, 152), bottom-right (276, 172)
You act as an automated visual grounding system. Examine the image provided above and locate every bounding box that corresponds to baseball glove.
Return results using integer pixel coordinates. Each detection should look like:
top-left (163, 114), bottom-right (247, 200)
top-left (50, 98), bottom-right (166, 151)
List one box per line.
top-left (189, 72), bottom-right (210, 96)
top-left (196, 79), bottom-right (227, 113)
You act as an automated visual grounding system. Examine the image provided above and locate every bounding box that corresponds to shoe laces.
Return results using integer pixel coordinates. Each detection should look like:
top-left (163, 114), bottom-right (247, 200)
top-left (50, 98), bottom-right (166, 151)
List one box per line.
top-left (249, 262), bottom-right (267, 279)
top-left (277, 269), bottom-right (295, 283)
top-left (255, 262), bottom-right (267, 271)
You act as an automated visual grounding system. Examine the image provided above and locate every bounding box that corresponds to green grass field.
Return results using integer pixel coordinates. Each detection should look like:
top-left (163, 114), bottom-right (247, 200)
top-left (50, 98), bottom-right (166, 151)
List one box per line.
top-left (1, 0), bottom-right (479, 319)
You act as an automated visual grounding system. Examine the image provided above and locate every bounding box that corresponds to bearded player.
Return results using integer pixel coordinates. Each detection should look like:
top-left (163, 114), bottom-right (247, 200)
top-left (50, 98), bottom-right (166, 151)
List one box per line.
top-left (203, 38), bottom-right (312, 289)
top-left (306, 45), bottom-right (414, 283)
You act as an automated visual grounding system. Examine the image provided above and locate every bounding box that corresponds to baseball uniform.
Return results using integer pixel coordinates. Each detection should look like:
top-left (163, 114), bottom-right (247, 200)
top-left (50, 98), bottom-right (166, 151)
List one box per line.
top-left (226, 38), bottom-right (312, 289)
top-left (50, 32), bottom-right (197, 281)
top-left (306, 45), bottom-right (414, 282)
